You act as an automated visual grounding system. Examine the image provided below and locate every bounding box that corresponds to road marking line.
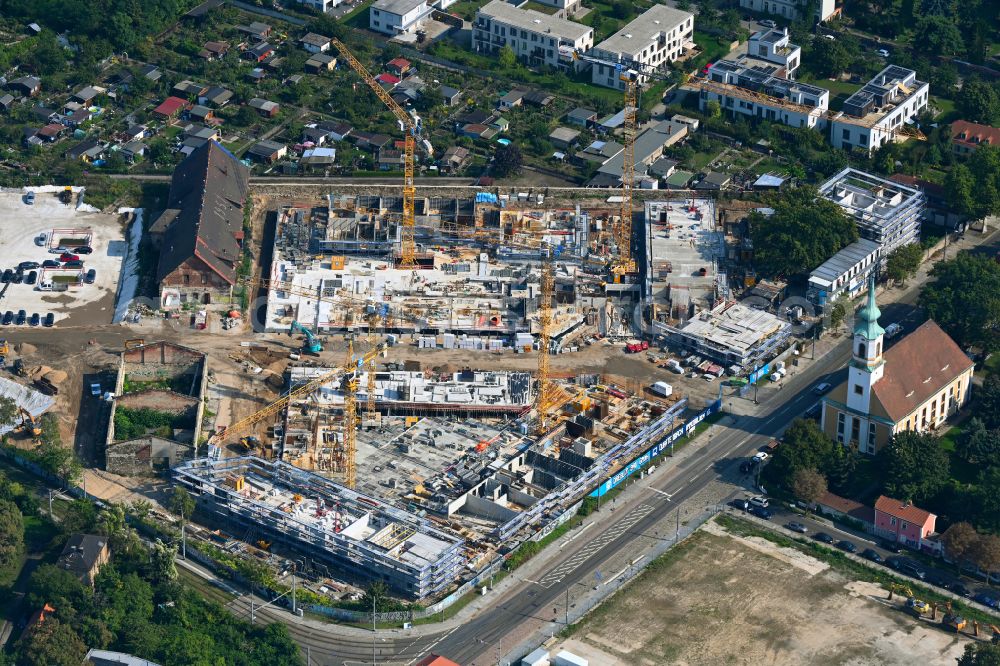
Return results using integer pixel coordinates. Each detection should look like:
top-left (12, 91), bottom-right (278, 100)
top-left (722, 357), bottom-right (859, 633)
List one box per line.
top-left (605, 564), bottom-right (630, 584)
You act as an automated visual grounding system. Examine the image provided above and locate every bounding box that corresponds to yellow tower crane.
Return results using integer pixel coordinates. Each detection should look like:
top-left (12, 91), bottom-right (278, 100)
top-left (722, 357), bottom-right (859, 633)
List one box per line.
top-left (342, 336), bottom-right (359, 489)
top-left (332, 39), bottom-right (431, 268)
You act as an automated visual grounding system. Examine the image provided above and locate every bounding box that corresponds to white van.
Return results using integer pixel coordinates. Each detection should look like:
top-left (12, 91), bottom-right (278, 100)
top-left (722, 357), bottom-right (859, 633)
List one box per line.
top-left (885, 323), bottom-right (902, 339)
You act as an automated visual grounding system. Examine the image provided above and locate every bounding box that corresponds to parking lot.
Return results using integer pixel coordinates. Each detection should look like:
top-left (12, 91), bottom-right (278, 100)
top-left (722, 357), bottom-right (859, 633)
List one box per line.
top-left (0, 188), bottom-right (128, 327)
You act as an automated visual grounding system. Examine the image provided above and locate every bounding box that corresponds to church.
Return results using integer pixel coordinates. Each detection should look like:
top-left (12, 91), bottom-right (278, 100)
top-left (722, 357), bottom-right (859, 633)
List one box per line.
top-left (820, 279), bottom-right (974, 455)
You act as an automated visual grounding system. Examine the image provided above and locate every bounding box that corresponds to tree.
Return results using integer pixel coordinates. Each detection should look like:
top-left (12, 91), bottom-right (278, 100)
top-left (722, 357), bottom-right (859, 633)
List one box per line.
top-left (919, 252), bottom-right (1000, 353)
top-left (362, 580), bottom-right (390, 613)
top-left (611, 0), bottom-right (634, 20)
top-left (957, 418), bottom-right (1000, 465)
top-left (26, 564), bottom-right (92, 616)
top-left (492, 143), bottom-right (523, 178)
top-left (977, 375), bottom-right (1000, 430)
top-left (969, 533), bottom-right (1000, 582)
top-left (61, 499), bottom-right (97, 535)
top-left (498, 45), bottom-right (516, 70)
top-left (958, 642), bottom-right (1000, 666)
top-left (912, 15), bottom-right (963, 56)
top-left (148, 539), bottom-right (177, 584)
top-left (0, 499), bottom-right (24, 577)
top-left (763, 419), bottom-right (837, 490)
top-left (945, 162), bottom-right (977, 218)
top-left (877, 431), bottom-right (950, 504)
top-left (804, 38), bottom-right (853, 78)
top-left (705, 100), bottom-right (721, 119)
top-left (884, 243), bottom-right (924, 285)
top-left (940, 521), bottom-right (979, 570)
top-left (16, 616), bottom-right (87, 666)
top-left (0, 396), bottom-right (17, 428)
top-left (791, 468), bottom-right (828, 504)
top-left (956, 79), bottom-right (1000, 125)
top-left (829, 295), bottom-right (849, 330)
top-left (749, 187), bottom-right (858, 278)
top-left (169, 486), bottom-right (195, 520)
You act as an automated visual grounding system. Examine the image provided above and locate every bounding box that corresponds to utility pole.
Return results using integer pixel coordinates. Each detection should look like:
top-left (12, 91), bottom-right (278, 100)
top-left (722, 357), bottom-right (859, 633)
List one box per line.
top-left (811, 326), bottom-right (817, 360)
top-left (565, 586), bottom-right (569, 626)
top-left (372, 593), bottom-right (377, 666)
top-left (675, 509), bottom-right (680, 542)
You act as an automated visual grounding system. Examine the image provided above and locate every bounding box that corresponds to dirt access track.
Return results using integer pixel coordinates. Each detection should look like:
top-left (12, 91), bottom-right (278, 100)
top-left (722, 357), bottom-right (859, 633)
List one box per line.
top-left (553, 520), bottom-right (974, 666)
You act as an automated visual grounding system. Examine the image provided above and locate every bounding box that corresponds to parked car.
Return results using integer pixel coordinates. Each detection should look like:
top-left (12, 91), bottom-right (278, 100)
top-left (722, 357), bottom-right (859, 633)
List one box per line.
top-left (822, 34), bottom-right (835, 40)
top-left (894, 559), bottom-right (927, 580)
top-left (785, 521), bottom-right (808, 534)
top-left (861, 548), bottom-right (883, 563)
top-left (35, 233), bottom-right (47, 246)
top-left (42, 260), bottom-right (60, 268)
top-left (973, 592), bottom-right (999, 609)
top-left (1, 269), bottom-right (11, 283)
top-left (950, 582), bottom-right (971, 597)
top-left (59, 253), bottom-right (80, 262)
top-left (11, 272), bottom-right (22, 284)
top-left (75, 245), bottom-right (94, 254)
top-left (49, 246), bottom-right (69, 255)
top-left (84, 268), bottom-right (96, 284)
top-left (64, 260), bottom-right (84, 269)
top-left (876, 48), bottom-right (890, 57)
top-left (836, 540), bottom-right (857, 553)
top-left (813, 532), bottom-right (835, 544)
top-left (15, 310), bottom-right (26, 325)
top-left (749, 496), bottom-right (769, 509)
top-left (752, 451), bottom-right (769, 464)
top-left (730, 499), bottom-right (749, 511)
top-left (43, 313), bottom-right (54, 327)
top-left (760, 19), bottom-right (777, 28)
top-left (24, 191), bottom-right (35, 205)
top-left (1, 311), bottom-right (12, 325)
top-left (28, 313), bottom-right (39, 327)
top-left (813, 382), bottom-right (832, 395)
top-left (17, 261), bottom-right (39, 270)
top-left (748, 504), bottom-right (773, 519)
top-left (25, 270), bottom-right (37, 285)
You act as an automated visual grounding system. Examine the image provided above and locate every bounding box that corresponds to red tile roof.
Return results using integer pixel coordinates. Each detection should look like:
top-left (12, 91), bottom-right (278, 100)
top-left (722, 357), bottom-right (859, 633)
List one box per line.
top-left (817, 491), bottom-right (875, 524)
top-left (875, 495), bottom-right (935, 526)
top-left (952, 119), bottom-right (1000, 148)
top-left (414, 656), bottom-right (460, 666)
top-left (871, 320), bottom-right (973, 423)
top-left (154, 96), bottom-right (187, 117)
top-left (375, 73), bottom-right (400, 85)
top-left (388, 57), bottom-right (411, 70)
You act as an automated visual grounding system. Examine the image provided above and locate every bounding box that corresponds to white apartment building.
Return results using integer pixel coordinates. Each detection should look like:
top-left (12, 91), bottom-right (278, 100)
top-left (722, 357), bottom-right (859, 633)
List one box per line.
top-left (525, 0), bottom-right (581, 18)
top-left (698, 59), bottom-right (829, 129)
top-left (474, 0), bottom-right (594, 72)
top-left (739, 0), bottom-right (837, 22)
top-left (829, 65), bottom-right (929, 154)
top-left (590, 5), bottom-right (694, 89)
top-left (369, 0), bottom-right (432, 36)
top-left (744, 28), bottom-right (800, 78)
top-left (294, 0), bottom-right (338, 11)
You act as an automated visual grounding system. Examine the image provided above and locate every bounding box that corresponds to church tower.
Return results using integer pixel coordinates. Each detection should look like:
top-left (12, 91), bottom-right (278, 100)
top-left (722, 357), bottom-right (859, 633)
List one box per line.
top-left (846, 277), bottom-right (885, 414)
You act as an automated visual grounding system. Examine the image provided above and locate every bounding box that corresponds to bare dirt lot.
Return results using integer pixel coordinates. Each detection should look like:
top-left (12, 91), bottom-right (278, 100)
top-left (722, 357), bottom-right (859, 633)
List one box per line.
top-left (554, 522), bottom-right (974, 666)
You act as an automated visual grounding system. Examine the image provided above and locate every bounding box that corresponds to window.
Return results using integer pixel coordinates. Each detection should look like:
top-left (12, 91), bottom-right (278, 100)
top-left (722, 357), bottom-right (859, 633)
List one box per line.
top-left (837, 412), bottom-right (845, 435)
top-left (857, 342), bottom-right (866, 357)
top-left (851, 418), bottom-right (860, 443)
top-left (868, 422), bottom-right (877, 448)
top-left (183, 274), bottom-right (190, 285)
top-left (876, 342), bottom-right (881, 355)
top-left (842, 128), bottom-right (850, 140)
top-left (854, 385), bottom-right (864, 395)
top-left (901, 522), bottom-right (908, 530)
top-left (201, 274), bottom-right (208, 285)
top-left (890, 517), bottom-right (896, 526)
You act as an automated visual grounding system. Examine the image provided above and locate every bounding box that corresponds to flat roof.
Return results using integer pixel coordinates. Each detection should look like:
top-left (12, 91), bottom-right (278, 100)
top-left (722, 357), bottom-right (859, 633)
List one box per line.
top-left (808, 238), bottom-right (882, 286)
top-left (373, 0), bottom-right (426, 14)
top-left (478, 0), bottom-right (593, 41)
top-left (594, 4), bottom-right (692, 56)
top-left (818, 167), bottom-right (924, 225)
top-left (677, 302), bottom-right (790, 355)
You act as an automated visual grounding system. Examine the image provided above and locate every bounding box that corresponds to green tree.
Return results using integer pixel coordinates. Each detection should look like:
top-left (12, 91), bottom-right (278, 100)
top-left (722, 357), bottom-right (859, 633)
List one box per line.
top-left (749, 187), bottom-right (858, 278)
top-left (958, 642), bottom-right (1000, 666)
top-left (944, 162), bottom-right (977, 218)
top-left (705, 100), bottom-right (721, 119)
top-left (919, 252), bottom-right (1000, 353)
top-left (169, 486), bottom-right (195, 520)
top-left (492, 143), bottom-right (523, 178)
top-left (877, 431), bottom-right (950, 504)
top-left (498, 45), bottom-right (517, 70)
top-left (805, 38), bottom-right (853, 78)
top-left (884, 243), bottom-right (924, 285)
top-left (791, 468), bottom-right (828, 504)
top-left (763, 419), bottom-right (837, 490)
top-left (940, 521), bottom-right (979, 570)
top-left (611, 0), bottom-right (635, 19)
top-left (957, 418), bottom-right (1000, 465)
top-left (969, 533), bottom-right (1000, 582)
top-left (956, 79), bottom-right (1000, 125)
top-left (16, 615), bottom-right (87, 666)
top-left (25, 564), bottom-right (92, 619)
top-left (912, 15), bottom-right (963, 56)
top-left (0, 499), bottom-right (24, 577)
top-left (361, 579), bottom-right (390, 613)
top-left (0, 396), bottom-right (17, 427)
top-left (977, 374), bottom-right (1000, 429)
top-left (148, 539), bottom-right (177, 584)
top-left (62, 499), bottom-right (97, 535)
top-left (829, 295), bottom-right (849, 329)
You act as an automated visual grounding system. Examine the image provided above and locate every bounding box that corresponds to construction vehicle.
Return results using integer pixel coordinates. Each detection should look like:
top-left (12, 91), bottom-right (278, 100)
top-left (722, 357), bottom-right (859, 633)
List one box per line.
top-left (942, 614), bottom-right (967, 632)
top-left (288, 321), bottom-right (323, 354)
top-left (991, 624), bottom-right (1000, 643)
top-left (12, 358), bottom-right (26, 377)
top-left (905, 597), bottom-right (932, 618)
top-left (239, 436), bottom-right (261, 452)
top-left (331, 39), bottom-right (433, 268)
top-left (13, 408), bottom-right (41, 438)
top-left (887, 583), bottom-right (913, 600)
top-left (0, 339), bottom-right (8, 367)
top-left (59, 187), bottom-right (73, 204)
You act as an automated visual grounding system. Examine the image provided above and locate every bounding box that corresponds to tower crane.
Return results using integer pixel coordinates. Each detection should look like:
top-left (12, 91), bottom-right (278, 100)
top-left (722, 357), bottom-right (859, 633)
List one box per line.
top-left (331, 39), bottom-right (433, 268)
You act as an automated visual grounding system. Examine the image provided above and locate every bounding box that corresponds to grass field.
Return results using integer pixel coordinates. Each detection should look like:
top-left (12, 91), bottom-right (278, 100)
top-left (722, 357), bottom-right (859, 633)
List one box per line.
top-left (555, 518), bottom-right (978, 665)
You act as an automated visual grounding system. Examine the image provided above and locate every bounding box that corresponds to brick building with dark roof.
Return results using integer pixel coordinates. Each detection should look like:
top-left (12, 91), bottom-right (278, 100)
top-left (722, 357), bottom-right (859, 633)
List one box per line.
top-left (821, 279), bottom-right (974, 455)
top-left (150, 141), bottom-right (249, 309)
top-left (57, 534), bottom-right (110, 587)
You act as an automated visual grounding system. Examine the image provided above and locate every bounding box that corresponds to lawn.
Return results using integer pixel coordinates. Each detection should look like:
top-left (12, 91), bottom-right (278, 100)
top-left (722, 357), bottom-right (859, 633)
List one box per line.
top-left (931, 96), bottom-right (958, 123)
top-left (343, 0), bottom-right (374, 28)
top-left (691, 31), bottom-right (732, 71)
top-left (445, 0), bottom-right (488, 20)
top-left (939, 425), bottom-right (979, 485)
top-left (521, 0), bottom-right (558, 13)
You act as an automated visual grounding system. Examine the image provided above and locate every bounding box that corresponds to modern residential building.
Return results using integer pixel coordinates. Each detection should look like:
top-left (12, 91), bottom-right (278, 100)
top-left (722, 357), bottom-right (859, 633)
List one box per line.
top-left (590, 4), bottom-right (694, 89)
top-left (526, 0), bottom-right (581, 18)
top-left (473, 0), bottom-right (594, 72)
top-left (698, 59), bottom-right (829, 129)
top-left (738, 0), bottom-right (837, 22)
top-left (820, 281), bottom-right (974, 455)
top-left (369, 0), bottom-right (432, 36)
top-left (807, 238), bottom-right (882, 306)
top-left (873, 495), bottom-right (938, 550)
top-left (742, 28), bottom-right (801, 78)
top-left (950, 119), bottom-right (1000, 156)
top-left (829, 65), bottom-right (929, 153)
top-left (818, 167), bottom-right (925, 258)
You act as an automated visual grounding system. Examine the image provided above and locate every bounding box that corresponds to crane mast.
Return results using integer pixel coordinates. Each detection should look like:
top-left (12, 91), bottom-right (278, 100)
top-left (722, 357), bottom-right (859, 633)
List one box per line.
top-left (332, 39), bottom-right (418, 267)
top-left (536, 247), bottom-right (555, 432)
top-left (614, 69), bottom-right (638, 278)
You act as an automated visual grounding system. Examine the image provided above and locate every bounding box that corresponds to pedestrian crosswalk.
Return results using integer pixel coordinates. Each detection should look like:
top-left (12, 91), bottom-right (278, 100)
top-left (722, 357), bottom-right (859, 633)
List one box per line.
top-left (535, 503), bottom-right (656, 588)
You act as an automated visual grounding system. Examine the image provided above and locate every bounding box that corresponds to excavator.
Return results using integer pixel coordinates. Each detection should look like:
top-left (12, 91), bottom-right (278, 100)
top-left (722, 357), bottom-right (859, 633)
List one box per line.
top-left (12, 408), bottom-right (41, 439)
top-left (288, 321), bottom-right (323, 355)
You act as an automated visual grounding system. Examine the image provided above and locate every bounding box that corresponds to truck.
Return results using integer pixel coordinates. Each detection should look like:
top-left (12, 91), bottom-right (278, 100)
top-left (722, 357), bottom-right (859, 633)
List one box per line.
top-left (650, 381), bottom-right (673, 398)
top-left (625, 340), bottom-right (649, 353)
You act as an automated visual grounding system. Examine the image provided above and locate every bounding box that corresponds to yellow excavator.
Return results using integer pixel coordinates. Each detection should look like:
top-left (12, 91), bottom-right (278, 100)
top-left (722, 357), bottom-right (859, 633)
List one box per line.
top-left (12, 408), bottom-right (41, 438)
